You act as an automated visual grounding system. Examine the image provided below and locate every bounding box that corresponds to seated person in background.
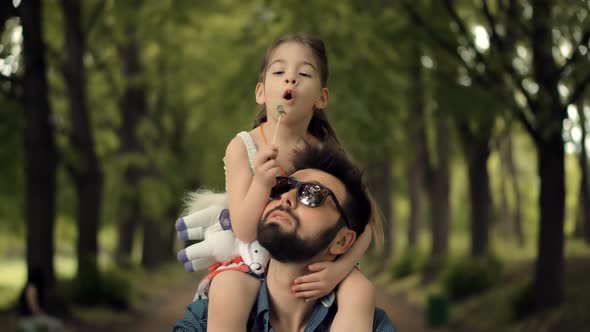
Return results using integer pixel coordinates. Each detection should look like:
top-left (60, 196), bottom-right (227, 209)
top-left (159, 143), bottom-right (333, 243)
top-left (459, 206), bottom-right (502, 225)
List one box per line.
top-left (17, 269), bottom-right (64, 332)
top-left (174, 143), bottom-right (396, 331)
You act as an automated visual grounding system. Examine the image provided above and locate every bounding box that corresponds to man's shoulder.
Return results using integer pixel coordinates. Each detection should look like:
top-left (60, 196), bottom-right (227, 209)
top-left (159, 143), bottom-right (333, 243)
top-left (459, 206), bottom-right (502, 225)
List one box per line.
top-left (373, 307), bottom-right (397, 332)
top-left (172, 298), bottom-right (209, 332)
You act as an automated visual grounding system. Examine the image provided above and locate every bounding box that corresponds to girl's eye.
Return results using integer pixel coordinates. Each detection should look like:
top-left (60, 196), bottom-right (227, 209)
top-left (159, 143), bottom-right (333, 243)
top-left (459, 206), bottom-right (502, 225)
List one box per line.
top-left (272, 71), bottom-right (284, 75)
top-left (300, 73), bottom-right (311, 77)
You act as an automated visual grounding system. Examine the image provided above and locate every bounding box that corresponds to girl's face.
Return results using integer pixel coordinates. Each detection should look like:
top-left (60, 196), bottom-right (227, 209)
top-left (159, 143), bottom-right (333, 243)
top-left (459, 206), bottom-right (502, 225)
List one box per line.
top-left (256, 42), bottom-right (329, 123)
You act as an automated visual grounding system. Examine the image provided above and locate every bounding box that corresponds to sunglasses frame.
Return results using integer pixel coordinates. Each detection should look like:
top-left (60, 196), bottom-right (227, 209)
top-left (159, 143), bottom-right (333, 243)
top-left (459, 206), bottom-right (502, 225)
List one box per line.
top-left (271, 176), bottom-right (351, 229)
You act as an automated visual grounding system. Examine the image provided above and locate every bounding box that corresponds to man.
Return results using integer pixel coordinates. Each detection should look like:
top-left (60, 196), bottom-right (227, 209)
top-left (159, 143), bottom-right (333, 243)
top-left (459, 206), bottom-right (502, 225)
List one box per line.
top-left (173, 143), bottom-right (396, 331)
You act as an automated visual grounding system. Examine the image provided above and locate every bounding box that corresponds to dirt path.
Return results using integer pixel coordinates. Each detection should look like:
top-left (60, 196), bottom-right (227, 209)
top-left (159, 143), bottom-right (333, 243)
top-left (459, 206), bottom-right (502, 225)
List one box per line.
top-left (132, 276), bottom-right (445, 331)
top-left (71, 272), bottom-right (446, 331)
top-left (376, 289), bottom-right (449, 332)
top-left (133, 272), bottom-right (200, 331)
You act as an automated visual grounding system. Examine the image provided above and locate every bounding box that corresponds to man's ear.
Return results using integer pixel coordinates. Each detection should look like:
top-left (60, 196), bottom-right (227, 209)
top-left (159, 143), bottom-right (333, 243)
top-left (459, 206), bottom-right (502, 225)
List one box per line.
top-left (255, 82), bottom-right (265, 105)
top-left (314, 87), bottom-right (329, 110)
top-left (328, 228), bottom-right (356, 256)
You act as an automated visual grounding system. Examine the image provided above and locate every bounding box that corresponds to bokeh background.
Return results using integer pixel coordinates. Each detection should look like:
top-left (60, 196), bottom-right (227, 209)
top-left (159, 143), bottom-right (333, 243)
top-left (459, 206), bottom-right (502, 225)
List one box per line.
top-left (1, 0), bottom-right (589, 331)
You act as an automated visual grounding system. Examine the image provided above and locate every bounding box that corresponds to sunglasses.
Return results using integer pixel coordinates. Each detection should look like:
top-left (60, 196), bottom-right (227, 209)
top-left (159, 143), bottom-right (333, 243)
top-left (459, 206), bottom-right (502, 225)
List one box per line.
top-left (270, 176), bottom-right (351, 229)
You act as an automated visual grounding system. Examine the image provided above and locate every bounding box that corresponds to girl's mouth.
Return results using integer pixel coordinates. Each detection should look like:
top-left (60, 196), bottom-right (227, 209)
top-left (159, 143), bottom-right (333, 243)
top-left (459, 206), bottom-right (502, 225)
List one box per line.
top-left (282, 89), bottom-right (294, 101)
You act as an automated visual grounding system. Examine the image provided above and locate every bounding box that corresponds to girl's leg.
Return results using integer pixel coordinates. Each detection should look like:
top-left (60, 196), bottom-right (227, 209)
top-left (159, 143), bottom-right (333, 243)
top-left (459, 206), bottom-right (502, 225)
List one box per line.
top-left (207, 270), bottom-right (261, 332)
top-left (331, 268), bottom-right (375, 332)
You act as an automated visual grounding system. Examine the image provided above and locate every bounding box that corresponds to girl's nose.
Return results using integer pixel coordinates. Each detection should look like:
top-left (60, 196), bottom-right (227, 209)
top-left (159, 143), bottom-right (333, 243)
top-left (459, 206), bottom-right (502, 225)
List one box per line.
top-left (284, 79), bottom-right (297, 85)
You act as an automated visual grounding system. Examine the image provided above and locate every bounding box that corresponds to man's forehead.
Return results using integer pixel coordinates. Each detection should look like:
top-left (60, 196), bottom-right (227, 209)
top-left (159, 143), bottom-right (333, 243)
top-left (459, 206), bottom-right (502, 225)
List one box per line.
top-left (291, 169), bottom-right (346, 198)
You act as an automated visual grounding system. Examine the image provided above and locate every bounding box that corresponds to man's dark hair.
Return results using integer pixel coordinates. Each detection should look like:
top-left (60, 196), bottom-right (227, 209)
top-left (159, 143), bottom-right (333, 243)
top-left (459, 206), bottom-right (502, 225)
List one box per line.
top-left (291, 142), bottom-right (371, 237)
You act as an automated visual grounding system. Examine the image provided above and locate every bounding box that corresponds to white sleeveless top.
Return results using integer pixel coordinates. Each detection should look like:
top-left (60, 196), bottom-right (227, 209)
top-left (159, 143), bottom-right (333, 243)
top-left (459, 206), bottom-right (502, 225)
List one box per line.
top-left (224, 131), bottom-right (257, 191)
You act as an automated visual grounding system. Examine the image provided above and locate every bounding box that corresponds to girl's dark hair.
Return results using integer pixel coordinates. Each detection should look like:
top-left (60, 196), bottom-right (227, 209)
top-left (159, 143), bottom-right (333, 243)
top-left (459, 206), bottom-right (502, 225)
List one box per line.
top-left (252, 33), bottom-right (339, 144)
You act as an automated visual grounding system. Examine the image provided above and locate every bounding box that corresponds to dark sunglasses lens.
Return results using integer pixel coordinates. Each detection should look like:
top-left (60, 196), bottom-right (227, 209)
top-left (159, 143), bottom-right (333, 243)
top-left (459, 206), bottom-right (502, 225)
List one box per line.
top-left (298, 183), bottom-right (328, 207)
top-left (270, 178), bottom-right (294, 199)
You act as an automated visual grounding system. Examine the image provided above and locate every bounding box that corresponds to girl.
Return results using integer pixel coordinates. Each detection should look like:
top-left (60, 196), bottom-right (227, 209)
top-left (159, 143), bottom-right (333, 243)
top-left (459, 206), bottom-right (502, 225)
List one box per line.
top-left (205, 33), bottom-right (380, 331)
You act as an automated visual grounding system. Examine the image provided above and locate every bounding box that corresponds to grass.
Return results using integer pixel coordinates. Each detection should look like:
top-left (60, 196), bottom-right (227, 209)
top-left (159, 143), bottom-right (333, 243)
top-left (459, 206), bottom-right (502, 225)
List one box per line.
top-left (374, 237), bottom-right (590, 332)
top-left (449, 256), bottom-right (590, 332)
top-left (0, 259), bottom-right (193, 332)
top-left (65, 261), bottom-right (193, 329)
top-left (0, 221), bottom-right (144, 310)
top-left (0, 255), bottom-right (78, 309)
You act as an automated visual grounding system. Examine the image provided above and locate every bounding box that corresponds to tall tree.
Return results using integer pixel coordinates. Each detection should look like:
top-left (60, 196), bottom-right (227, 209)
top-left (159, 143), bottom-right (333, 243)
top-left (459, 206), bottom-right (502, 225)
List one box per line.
top-left (19, 0), bottom-right (58, 306)
top-left (499, 129), bottom-right (525, 246)
top-left (406, 40), bottom-right (427, 251)
top-left (115, 23), bottom-right (148, 267)
top-left (141, 54), bottom-right (173, 269)
top-left (459, 122), bottom-right (493, 257)
top-left (576, 100), bottom-right (590, 244)
top-left (402, 0), bottom-right (590, 310)
top-left (426, 115), bottom-right (451, 261)
top-left (60, 0), bottom-right (104, 298)
top-left (448, 78), bottom-right (498, 258)
top-left (0, 2), bottom-right (17, 25)
top-left (367, 160), bottom-right (394, 259)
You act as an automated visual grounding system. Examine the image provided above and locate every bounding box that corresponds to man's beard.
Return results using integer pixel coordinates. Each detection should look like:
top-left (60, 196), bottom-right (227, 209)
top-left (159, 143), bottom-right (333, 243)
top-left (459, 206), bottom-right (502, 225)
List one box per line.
top-left (257, 206), bottom-right (344, 263)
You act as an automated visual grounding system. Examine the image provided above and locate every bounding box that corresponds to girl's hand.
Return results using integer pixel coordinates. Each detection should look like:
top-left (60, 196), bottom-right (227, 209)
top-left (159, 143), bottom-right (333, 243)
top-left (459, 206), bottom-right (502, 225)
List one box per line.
top-left (253, 144), bottom-right (281, 188)
top-left (291, 261), bottom-right (350, 301)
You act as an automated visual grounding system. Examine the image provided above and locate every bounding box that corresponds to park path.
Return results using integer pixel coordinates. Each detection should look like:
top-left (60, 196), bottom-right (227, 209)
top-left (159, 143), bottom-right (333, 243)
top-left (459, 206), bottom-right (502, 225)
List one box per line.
top-left (133, 272), bottom-right (198, 332)
top-left (375, 288), bottom-right (449, 332)
top-left (116, 273), bottom-right (448, 332)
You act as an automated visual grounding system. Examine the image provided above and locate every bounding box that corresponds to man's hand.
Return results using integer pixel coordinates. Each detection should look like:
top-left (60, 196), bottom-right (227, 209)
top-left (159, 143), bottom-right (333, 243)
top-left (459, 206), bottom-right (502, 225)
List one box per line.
top-left (291, 261), bottom-right (350, 301)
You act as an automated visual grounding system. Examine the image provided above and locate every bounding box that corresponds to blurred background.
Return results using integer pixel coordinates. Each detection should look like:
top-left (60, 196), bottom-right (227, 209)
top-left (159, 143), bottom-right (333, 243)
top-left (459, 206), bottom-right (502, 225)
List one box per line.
top-left (1, 0), bottom-right (589, 331)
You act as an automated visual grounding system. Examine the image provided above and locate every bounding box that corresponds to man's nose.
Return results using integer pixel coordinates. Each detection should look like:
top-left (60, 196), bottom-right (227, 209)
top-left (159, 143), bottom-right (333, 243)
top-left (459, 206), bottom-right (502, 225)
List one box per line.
top-left (279, 189), bottom-right (297, 208)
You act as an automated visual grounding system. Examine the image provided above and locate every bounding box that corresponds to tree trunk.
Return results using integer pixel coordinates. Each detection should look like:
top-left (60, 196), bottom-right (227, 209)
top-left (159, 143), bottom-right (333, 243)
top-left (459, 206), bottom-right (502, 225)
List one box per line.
top-left (576, 102), bottom-right (590, 244)
top-left (407, 160), bottom-right (423, 251)
top-left (115, 27), bottom-right (147, 266)
top-left (499, 162), bottom-right (511, 237)
top-left (366, 159), bottom-right (394, 259)
top-left (115, 168), bottom-right (140, 266)
top-left (504, 131), bottom-right (525, 246)
top-left (422, 117), bottom-right (451, 282)
top-left (142, 218), bottom-right (165, 269)
top-left (530, 0), bottom-right (566, 310)
top-left (429, 118), bottom-right (450, 258)
top-left (464, 132), bottom-right (492, 257)
top-left (20, 0), bottom-right (58, 307)
top-left (61, 0), bottom-right (103, 297)
top-left (0, 1), bottom-right (17, 25)
top-left (407, 39), bottom-right (425, 251)
top-left (534, 134), bottom-right (565, 310)
top-left (164, 205), bottom-right (179, 258)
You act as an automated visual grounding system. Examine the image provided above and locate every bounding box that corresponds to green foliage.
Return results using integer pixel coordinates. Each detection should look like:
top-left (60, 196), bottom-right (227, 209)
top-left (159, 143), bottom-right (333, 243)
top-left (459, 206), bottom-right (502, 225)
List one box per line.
top-left (391, 251), bottom-right (426, 279)
top-left (421, 255), bottom-right (450, 279)
top-left (60, 269), bottom-right (135, 310)
top-left (443, 255), bottom-right (502, 301)
top-left (3, 2), bottom-right (589, 322)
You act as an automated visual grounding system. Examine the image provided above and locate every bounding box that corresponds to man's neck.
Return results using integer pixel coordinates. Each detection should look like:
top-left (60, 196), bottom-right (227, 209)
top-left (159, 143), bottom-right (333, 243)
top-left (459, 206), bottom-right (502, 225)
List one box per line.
top-left (265, 260), bottom-right (317, 332)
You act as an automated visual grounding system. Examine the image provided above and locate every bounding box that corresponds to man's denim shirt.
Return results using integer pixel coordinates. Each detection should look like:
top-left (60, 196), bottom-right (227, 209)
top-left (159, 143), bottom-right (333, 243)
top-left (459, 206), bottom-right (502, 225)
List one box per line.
top-left (172, 278), bottom-right (396, 332)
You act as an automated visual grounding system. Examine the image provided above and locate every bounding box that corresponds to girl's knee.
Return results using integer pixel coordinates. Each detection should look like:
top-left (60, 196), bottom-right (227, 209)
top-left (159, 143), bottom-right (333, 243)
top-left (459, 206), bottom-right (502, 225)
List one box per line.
top-left (209, 271), bottom-right (261, 299)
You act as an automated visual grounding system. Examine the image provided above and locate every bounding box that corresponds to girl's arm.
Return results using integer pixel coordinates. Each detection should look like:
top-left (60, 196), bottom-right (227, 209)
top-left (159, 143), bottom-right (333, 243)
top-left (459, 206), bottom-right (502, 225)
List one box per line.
top-left (225, 136), bottom-right (280, 243)
top-left (292, 226), bottom-right (372, 300)
top-left (337, 225), bottom-right (372, 271)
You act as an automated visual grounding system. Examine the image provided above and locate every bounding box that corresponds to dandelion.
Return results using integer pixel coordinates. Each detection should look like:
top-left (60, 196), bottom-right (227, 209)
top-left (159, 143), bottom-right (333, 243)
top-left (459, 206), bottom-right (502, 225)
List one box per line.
top-left (272, 105), bottom-right (286, 145)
